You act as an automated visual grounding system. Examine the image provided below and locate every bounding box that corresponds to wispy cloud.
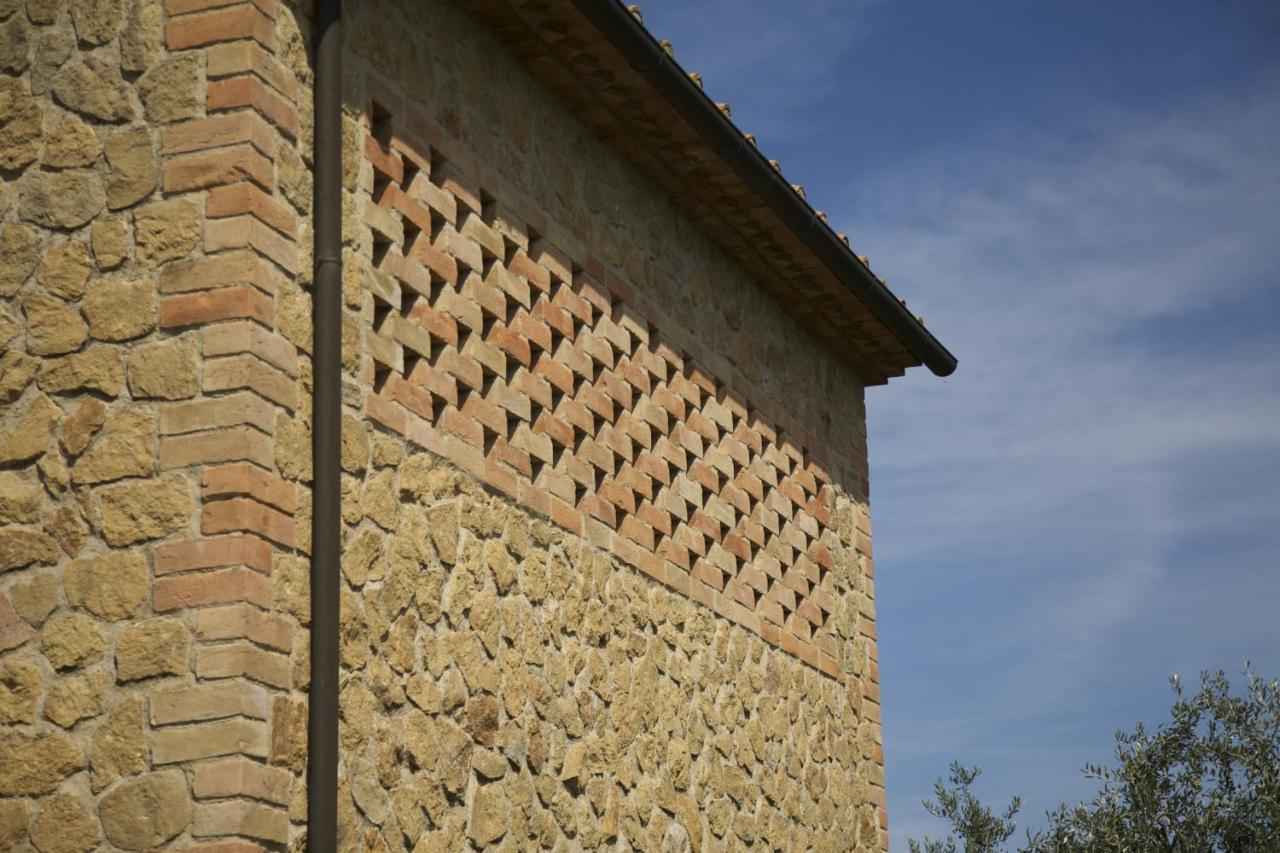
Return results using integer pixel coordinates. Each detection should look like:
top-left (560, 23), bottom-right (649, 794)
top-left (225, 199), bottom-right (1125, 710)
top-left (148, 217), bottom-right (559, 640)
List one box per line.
top-left (843, 73), bottom-right (1280, 845)
top-left (635, 0), bottom-right (879, 138)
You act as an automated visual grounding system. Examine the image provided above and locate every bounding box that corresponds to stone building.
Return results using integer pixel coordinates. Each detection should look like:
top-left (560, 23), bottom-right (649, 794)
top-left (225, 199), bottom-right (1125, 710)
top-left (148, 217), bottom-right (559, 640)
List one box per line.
top-left (0, 0), bottom-right (954, 850)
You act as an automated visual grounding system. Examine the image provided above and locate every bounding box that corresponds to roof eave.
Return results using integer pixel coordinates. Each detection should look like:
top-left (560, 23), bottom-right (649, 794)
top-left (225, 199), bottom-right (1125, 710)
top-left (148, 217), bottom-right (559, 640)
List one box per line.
top-left (571, 0), bottom-right (958, 378)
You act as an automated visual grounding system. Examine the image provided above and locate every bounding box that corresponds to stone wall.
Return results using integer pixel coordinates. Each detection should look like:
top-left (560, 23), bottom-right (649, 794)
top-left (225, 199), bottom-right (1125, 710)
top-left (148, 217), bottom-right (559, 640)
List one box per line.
top-left (0, 0), bottom-right (314, 848)
top-left (333, 0), bottom-right (887, 850)
top-left (0, 0), bottom-right (888, 848)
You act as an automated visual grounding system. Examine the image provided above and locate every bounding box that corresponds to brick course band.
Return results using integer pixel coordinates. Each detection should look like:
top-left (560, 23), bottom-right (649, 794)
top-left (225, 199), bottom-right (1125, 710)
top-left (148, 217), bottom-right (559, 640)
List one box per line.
top-left (360, 109), bottom-right (851, 676)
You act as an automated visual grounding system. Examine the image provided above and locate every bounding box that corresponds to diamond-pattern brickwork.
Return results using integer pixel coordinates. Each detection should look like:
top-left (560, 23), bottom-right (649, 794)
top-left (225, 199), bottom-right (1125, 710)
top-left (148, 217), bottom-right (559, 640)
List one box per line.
top-left (359, 106), bottom-right (848, 675)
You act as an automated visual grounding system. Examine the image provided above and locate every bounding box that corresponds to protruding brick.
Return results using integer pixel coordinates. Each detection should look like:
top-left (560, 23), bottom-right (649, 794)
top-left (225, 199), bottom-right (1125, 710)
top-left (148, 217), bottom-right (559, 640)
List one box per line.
top-left (203, 463), bottom-right (295, 513)
top-left (206, 40), bottom-right (295, 97)
top-left (207, 183), bottom-right (296, 237)
top-left (152, 718), bottom-right (269, 764)
top-left (193, 800), bottom-right (288, 844)
top-left (154, 567), bottom-right (272, 611)
top-left (201, 497), bottom-right (295, 547)
top-left (193, 756), bottom-right (291, 804)
top-left (204, 216), bottom-right (297, 273)
top-left (155, 534), bottom-right (273, 575)
top-left (150, 680), bottom-right (270, 725)
top-left (161, 286), bottom-right (274, 328)
top-left (202, 354), bottom-right (296, 409)
top-left (163, 145), bottom-right (274, 193)
top-left (202, 320), bottom-right (298, 374)
top-left (160, 394), bottom-right (277, 436)
top-left (160, 426), bottom-right (275, 469)
top-left (197, 641), bottom-right (289, 687)
top-left (166, 5), bottom-right (275, 51)
top-left (160, 251), bottom-right (278, 295)
top-left (163, 113), bottom-right (279, 158)
top-left (196, 604), bottom-right (292, 651)
top-left (207, 76), bottom-right (298, 138)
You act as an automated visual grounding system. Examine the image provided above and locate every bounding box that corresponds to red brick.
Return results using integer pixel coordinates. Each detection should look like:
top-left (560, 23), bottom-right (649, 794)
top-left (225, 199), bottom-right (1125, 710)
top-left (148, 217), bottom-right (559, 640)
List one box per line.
top-left (154, 566), bottom-right (272, 610)
top-left (166, 5), bottom-right (275, 51)
top-left (483, 459), bottom-right (520, 501)
top-left (160, 251), bottom-right (278, 295)
top-left (207, 75), bottom-right (298, 138)
top-left (202, 497), bottom-right (295, 547)
top-left (203, 353), bottom-right (296, 409)
top-left (163, 145), bottom-right (274, 193)
top-left (192, 800), bottom-right (287, 844)
top-left (207, 182), bottom-right (296, 237)
top-left (203, 320), bottom-right (297, 374)
top-left (196, 603), bottom-right (292, 650)
top-left (203, 463), bottom-right (295, 512)
top-left (160, 426), bottom-right (275, 469)
top-left (167, 0), bottom-right (276, 14)
top-left (193, 756), bottom-right (291, 805)
top-left (163, 113), bottom-right (278, 157)
top-left (364, 135), bottom-right (404, 183)
top-left (365, 391), bottom-right (407, 435)
top-left (207, 39), bottom-right (295, 98)
top-left (198, 640), bottom-right (289, 687)
top-left (151, 680), bottom-right (269, 725)
top-left (204, 216), bottom-right (297, 273)
top-left (155, 534), bottom-right (273, 575)
top-left (159, 393), bottom-right (276, 436)
top-left (161, 285), bottom-right (274, 328)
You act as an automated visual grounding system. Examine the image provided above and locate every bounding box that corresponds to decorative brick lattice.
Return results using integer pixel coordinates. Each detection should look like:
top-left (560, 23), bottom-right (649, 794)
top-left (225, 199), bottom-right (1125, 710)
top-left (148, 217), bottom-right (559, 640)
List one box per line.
top-left (361, 108), bottom-right (846, 674)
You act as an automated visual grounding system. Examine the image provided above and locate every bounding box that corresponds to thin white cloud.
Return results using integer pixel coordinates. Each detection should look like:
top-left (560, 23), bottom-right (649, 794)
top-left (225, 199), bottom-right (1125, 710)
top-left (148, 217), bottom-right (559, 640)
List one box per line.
top-left (843, 73), bottom-right (1280, 846)
top-left (636, 0), bottom-right (880, 138)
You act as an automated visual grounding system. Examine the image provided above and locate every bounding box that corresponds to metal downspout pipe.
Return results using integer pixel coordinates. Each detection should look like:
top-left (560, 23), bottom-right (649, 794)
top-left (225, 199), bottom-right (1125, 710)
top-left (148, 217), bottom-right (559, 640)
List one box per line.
top-left (309, 0), bottom-right (341, 849)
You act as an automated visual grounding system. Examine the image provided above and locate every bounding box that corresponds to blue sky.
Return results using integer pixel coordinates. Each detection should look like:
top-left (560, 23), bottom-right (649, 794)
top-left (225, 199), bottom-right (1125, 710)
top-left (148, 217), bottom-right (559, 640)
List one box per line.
top-left (638, 1), bottom-right (1280, 846)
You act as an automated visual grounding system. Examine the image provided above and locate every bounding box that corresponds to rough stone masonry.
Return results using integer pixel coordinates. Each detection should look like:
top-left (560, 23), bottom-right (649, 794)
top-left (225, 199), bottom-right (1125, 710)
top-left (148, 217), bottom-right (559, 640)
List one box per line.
top-left (0, 0), bottom-right (941, 850)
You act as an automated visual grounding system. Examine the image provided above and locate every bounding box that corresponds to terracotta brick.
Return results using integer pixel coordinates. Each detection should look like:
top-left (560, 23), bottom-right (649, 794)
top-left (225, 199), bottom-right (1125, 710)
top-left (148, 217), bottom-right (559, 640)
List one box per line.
top-left (160, 426), bottom-right (275, 469)
top-left (203, 320), bottom-right (297, 374)
top-left (154, 566), bottom-right (272, 611)
top-left (365, 390), bottom-right (408, 435)
top-left (207, 182), bottom-right (296, 237)
top-left (206, 40), bottom-right (295, 98)
top-left (193, 756), bottom-right (291, 804)
top-left (150, 680), bottom-right (270, 725)
top-left (163, 145), bottom-right (274, 193)
top-left (155, 533), bottom-right (273, 575)
top-left (163, 113), bottom-right (278, 158)
top-left (167, 0), bottom-right (276, 14)
top-left (160, 393), bottom-right (277, 436)
top-left (208, 76), bottom-right (298, 138)
top-left (152, 718), bottom-right (269, 764)
top-left (166, 5), bottom-right (275, 51)
top-left (203, 463), bottom-right (295, 513)
top-left (160, 251), bottom-right (278, 295)
top-left (202, 497), bottom-right (294, 547)
top-left (203, 354), bottom-right (296, 409)
top-left (161, 285), bottom-right (274, 328)
top-left (196, 603), bottom-right (292, 650)
top-left (193, 800), bottom-right (288, 844)
top-left (205, 215), bottom-right (298, 272)
top-left (197, 640), bottom-right (289, 687)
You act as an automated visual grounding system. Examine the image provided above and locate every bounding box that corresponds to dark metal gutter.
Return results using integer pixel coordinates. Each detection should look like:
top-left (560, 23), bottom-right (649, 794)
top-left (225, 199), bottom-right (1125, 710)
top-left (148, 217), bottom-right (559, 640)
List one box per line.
top-left (309, 0), bottom-right (341, 849)
top-left (569, 0), bottom-right (958, 378)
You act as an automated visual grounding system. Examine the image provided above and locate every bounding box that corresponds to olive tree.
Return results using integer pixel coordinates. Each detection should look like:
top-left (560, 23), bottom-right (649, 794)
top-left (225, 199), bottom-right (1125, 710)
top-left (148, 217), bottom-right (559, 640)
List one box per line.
top-left (908, 667), bottom-right (1280, 853)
